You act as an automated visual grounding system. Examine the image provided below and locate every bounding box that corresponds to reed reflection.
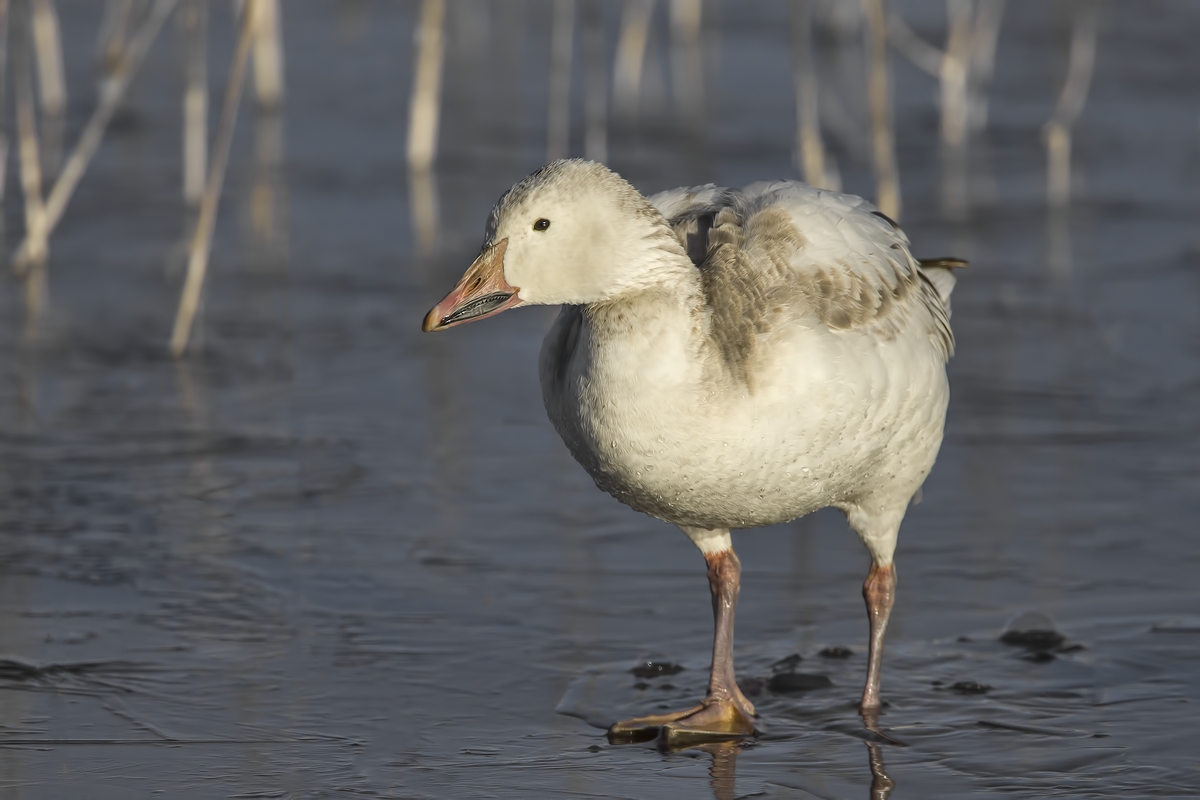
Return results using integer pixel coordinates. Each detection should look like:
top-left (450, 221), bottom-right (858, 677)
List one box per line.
top-left (21, 259), bottom-right (45, 343)
top-left (250, 108), bottom-right (287, 254)
top-left (1047, 205), bottom-right (1072, 282)
top-left (409, 165), bottom-right (440, 259)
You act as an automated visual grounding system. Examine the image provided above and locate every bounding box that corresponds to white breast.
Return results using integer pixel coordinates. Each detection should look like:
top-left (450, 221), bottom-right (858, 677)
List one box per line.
top-left (541, 297), bottom-right (948, 531)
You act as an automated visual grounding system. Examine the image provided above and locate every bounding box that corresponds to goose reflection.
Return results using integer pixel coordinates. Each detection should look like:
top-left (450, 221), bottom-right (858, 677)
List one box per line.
top-left (659, 740), bottom-right (744, 800)
top-left (697, 741), bottom-right (741, 800)
top-left (652, 710), bottom-right (897, 800)
top-left (866, 741), bottom-right (895, 800)
top-left (861, 709), bottom-right (897, 800)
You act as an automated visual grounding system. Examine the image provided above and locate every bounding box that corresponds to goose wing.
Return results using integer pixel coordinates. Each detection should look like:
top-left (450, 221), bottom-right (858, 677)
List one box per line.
top-left (655, 181), bottom-right (957, 369)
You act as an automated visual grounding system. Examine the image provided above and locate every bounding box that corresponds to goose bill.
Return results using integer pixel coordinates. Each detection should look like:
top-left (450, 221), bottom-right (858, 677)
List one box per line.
top-left (422, 238), bottom-right (521, 331)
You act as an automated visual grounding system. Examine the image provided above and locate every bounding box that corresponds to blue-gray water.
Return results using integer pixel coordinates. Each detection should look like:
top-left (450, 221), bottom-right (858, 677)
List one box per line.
top-left (0, 1), bottom-right (1198, 797)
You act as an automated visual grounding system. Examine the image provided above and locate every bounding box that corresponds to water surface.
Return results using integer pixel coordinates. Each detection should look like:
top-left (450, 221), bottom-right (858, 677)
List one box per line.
top-left (1, 2), bottom-right (1198, 797)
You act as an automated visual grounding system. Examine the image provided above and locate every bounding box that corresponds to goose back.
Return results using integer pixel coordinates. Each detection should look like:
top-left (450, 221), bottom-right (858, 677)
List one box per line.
top-left (649, 182), bottom-right (956, 387)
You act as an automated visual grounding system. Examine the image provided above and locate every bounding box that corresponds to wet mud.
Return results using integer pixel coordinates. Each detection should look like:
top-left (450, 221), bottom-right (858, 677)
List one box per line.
top-left (1, 2), bottom-right (1198, 797)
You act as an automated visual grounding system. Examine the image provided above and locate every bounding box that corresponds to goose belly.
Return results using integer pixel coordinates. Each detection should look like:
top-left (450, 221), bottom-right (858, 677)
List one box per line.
top-left (545, 343), bottom-right (949, 530)
top-left (540, 299), bottom-right (950, 532)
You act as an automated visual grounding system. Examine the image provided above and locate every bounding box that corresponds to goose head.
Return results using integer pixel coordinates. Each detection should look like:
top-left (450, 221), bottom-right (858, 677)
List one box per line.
top-left (422, 160), bottom-right (682, 332)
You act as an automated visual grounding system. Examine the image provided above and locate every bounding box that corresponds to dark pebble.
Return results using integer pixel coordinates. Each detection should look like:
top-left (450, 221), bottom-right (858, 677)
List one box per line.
top-left (1000, 629), bottom-right (1066, 650)
top-left (1000, 611), bottom-right (1066, 651)
top-left (767, 672), bottom-right (833, 694)
top-left (770, 653), bottom-right (803, 672)
top-left (0, 658), bottom-right (40, 681)
top-left (630, 661), bottom-right (684, 678)
top-left (818, 646), bottom-right (853, 659)
top-left (633, 681), bottom-right (649, 690)
top-left (951, 681), bottom-right (991, 695)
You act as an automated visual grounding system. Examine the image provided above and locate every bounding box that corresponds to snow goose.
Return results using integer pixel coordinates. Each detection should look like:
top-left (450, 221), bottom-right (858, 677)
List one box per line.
top-left (423, 159), bottom-right (963, 745)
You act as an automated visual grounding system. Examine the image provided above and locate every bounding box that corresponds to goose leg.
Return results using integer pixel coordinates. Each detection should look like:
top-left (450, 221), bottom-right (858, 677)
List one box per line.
top-left (860, 562), bottom-right (896, 711)
top-left (608, 528), bottom-right (758, 745)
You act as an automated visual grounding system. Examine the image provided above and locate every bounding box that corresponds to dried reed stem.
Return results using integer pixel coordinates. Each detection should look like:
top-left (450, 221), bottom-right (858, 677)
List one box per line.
top-left (250, 0), bottom-right (283, 110)
top-left (864, 0), bottom-right (900, 220)
top-left (613, 0), bottom-right (653, 118)
top-left (406, 0), bottom-right (444, 172)
top-left (15, 4), bottom-right (47, 269)
top-left (1045, 3), bottom-right (1098, 208)
top-left (546, 0), bottom-right (574, 161)
top-left (170, 1), bottom-right (256, 357)
top-left (181, 0), bottom-right (207, 205)
top-left (887, 12), bottom-right (941, 77)
top-left (12, 0), bottom-right (178, 271)
top-left (669, 0), bottom-right (702, 122)
top-left (30, 0), bottom-right (64, 116)
top-left (937, 0), bottom-right (973, 219)
top-left (97, 0), bottom-right (135, 75)
top-left (30, 0), bottom-right (63, 175)
top-left (939, 0), bottom-right (972, 148)
top-left (889, 2), bottom-right (1005, 141)
top-left (967, 0), bottom-right (1004, 132)
top-left (583, 0), bottom-right (606, 162)
top-left (791, 0), bottom-right (831, 189)
top-left (0, 0), bottom-right (11, 201)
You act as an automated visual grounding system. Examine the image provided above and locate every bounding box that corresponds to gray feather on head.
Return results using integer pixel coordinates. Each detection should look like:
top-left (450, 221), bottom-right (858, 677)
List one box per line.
top-left (485, 159), bottom-right (662, 246)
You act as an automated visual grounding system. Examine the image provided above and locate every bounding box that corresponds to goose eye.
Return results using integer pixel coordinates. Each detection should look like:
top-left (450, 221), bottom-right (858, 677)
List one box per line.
top-left (533, 218), bottom-right (551, 232)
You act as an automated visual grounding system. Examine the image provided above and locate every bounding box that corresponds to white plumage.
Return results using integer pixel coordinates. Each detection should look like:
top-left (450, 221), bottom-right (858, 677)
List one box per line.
top-left (424, 160), bottom-right (961, 744)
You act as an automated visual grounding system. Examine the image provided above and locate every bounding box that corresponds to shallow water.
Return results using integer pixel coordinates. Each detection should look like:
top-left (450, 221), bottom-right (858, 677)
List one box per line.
top-left (1, 1), bottom-right (1199, 797)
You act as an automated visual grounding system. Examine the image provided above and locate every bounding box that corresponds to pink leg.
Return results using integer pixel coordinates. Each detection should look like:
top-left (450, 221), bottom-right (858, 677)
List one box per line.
top-left (699, 549), bottom-right (757, 718)
top-left (608, 548), bottom-right (757, 745)
top-left (860, 563), bottom-right (896, 712)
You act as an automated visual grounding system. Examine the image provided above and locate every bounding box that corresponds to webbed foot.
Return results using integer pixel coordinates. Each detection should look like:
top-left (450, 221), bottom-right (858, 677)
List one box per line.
top-left (608, 698), bottom-right (757, 746)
